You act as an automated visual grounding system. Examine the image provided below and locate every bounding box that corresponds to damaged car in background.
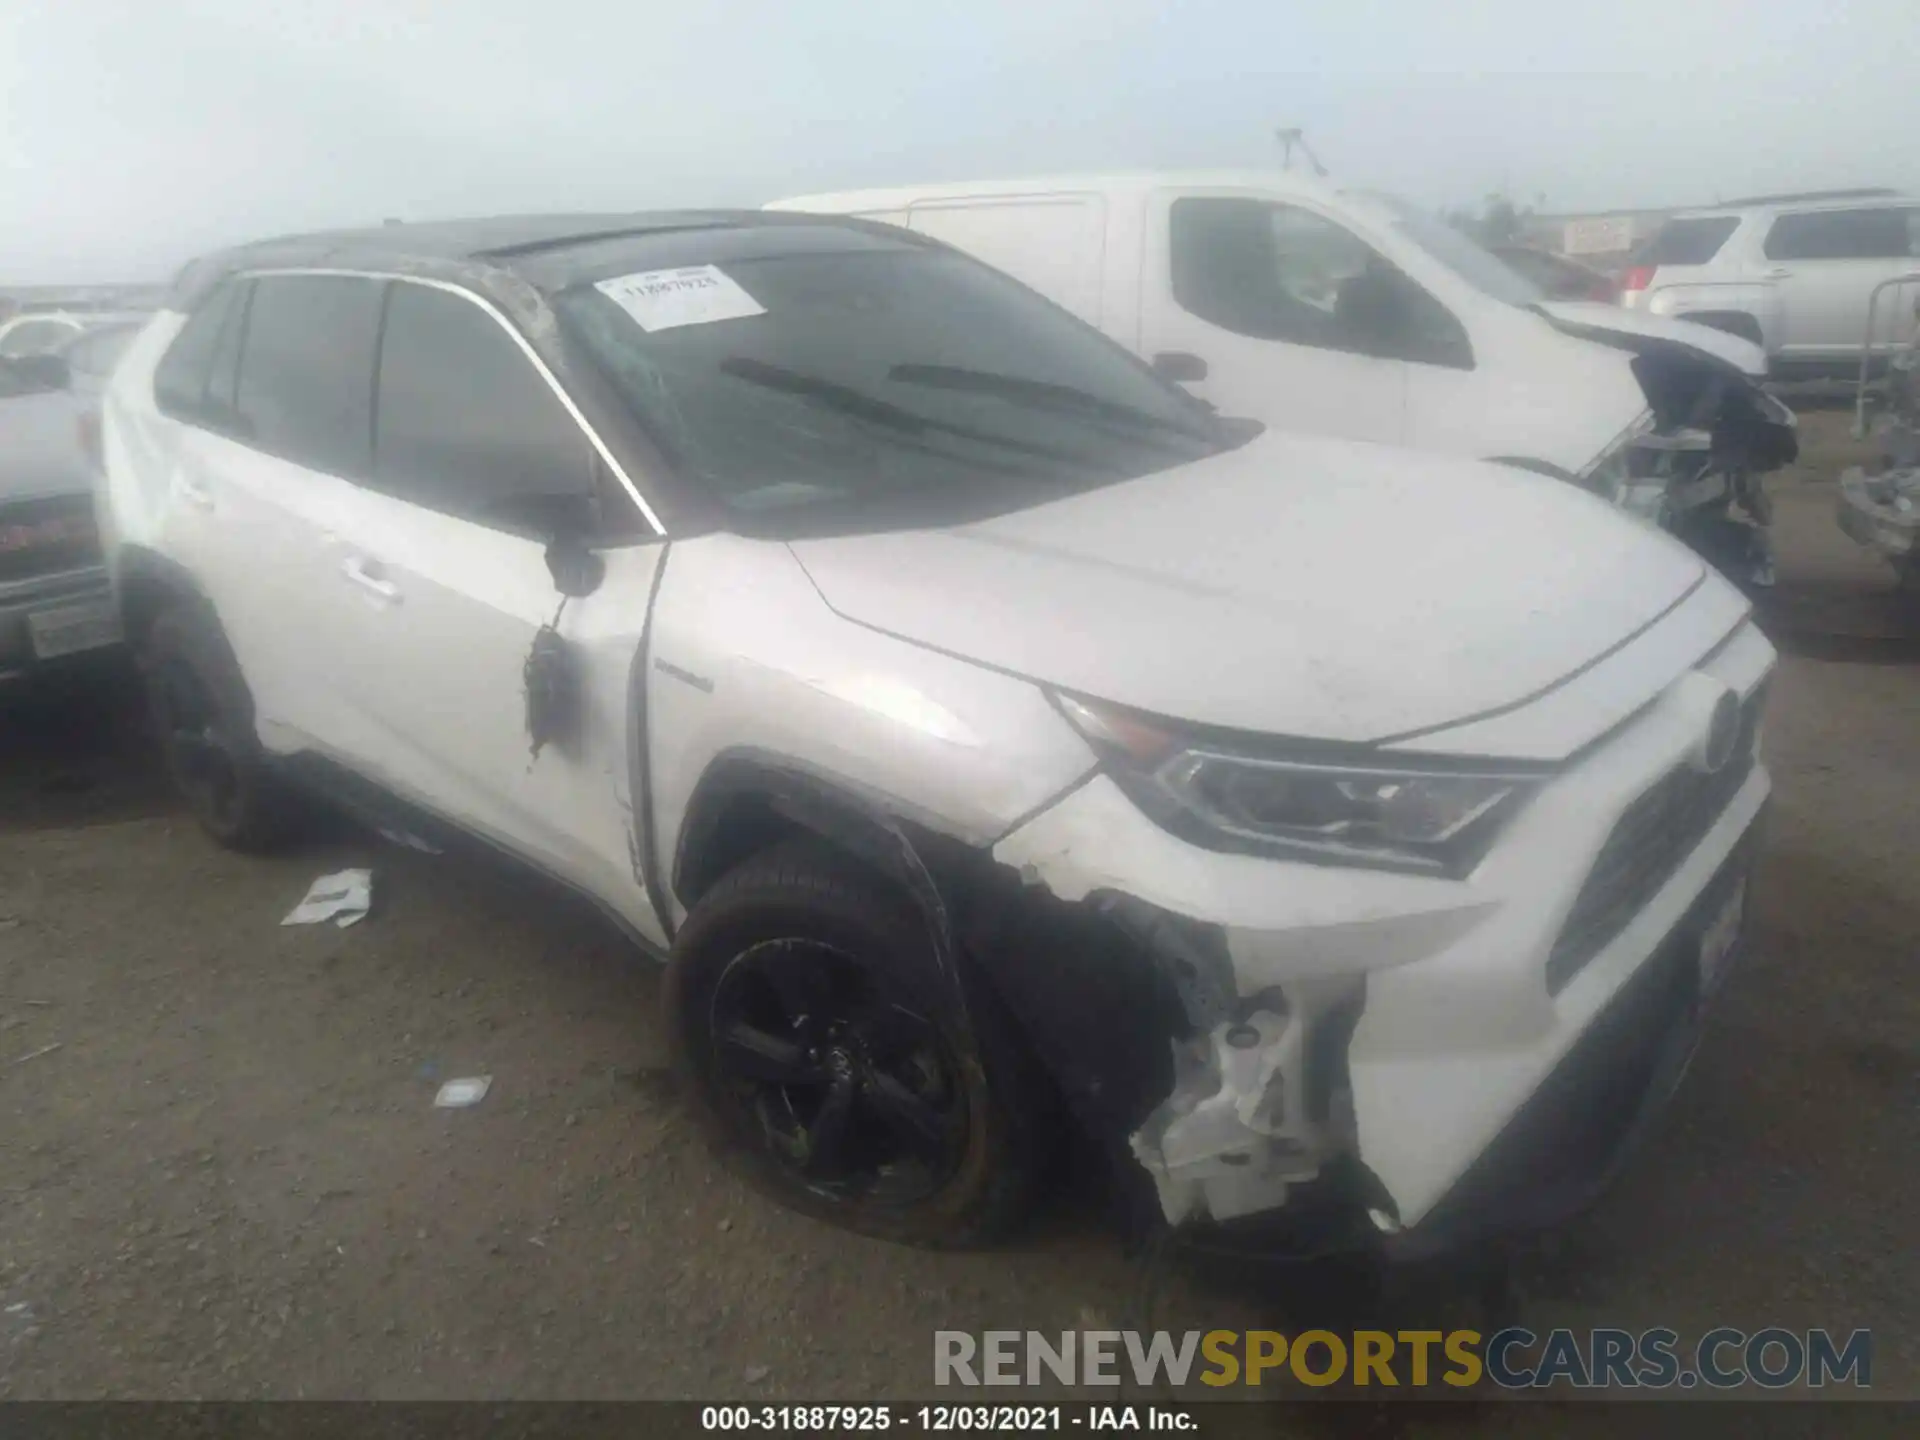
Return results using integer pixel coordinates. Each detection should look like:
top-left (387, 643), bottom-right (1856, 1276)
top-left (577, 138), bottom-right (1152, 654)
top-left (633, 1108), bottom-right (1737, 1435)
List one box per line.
top-left (100, 212), bottom-right (1772, 1256)
top-left (771, 171), bottom-right (1800, 590)
top-left (1837, 280), bottom-right (1920, 589)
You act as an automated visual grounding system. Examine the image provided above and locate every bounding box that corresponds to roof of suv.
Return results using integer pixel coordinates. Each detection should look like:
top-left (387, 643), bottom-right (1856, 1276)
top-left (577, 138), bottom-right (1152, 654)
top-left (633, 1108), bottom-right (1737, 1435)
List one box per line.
top-left (1668, 189), bottom-right (1915, 221)
top-left (165, 209), bottom-right (926, 310)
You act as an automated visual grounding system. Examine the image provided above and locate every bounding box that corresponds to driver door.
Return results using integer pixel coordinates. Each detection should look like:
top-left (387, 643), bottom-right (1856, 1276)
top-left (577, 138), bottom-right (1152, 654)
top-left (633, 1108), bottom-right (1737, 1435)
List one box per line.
top-left (1139, 191), bottom-right (1409, 445)
top-left (322, 279), bottom-right (667, 943)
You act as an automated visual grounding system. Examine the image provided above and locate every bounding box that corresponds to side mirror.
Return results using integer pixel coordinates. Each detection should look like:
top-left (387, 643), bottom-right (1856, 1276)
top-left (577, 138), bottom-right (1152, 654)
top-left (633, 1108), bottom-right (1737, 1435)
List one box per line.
top-left (543, 524), bottom-right (605, 599)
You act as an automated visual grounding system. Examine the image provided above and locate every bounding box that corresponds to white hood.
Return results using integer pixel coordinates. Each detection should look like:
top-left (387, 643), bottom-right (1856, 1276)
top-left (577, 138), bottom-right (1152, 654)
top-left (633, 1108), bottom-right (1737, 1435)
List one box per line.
top-left (1536, 301), bottom-right (1768, 379)
top-left (790, 432), bottom-right (1706, 746)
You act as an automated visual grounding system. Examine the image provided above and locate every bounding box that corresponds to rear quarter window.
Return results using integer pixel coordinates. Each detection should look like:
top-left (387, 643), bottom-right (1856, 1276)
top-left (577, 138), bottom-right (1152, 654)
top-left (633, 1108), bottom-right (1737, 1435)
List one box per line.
top-left (1763, 207), bottom-right (1918, 261)
top-left (1637, 216), bottom-right (1739, 267)
top-left (152, 284), bottom-right (240, 418)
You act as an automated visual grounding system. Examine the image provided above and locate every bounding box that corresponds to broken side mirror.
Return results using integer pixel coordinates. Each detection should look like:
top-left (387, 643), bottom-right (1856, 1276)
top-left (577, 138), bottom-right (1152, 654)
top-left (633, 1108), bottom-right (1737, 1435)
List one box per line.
top-left (541, 503), bottom-right (606, 599)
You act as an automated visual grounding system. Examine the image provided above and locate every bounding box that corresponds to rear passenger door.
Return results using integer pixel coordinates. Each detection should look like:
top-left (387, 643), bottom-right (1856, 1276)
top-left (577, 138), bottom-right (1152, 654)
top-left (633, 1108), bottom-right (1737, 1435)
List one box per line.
top-left (323, 279), bottom-right (667, 940)
top-left (156, 272), bottom-right (388, 755)
top-left (1763, 206), bottom-right (1920, 359)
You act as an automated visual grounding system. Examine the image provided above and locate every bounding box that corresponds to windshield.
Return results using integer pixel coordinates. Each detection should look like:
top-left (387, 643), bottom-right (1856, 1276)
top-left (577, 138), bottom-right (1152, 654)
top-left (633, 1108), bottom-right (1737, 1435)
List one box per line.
top-left (554, 245), bottom-right (1228, 537)
top-left (1365, 194), bottom-right (1547, 308)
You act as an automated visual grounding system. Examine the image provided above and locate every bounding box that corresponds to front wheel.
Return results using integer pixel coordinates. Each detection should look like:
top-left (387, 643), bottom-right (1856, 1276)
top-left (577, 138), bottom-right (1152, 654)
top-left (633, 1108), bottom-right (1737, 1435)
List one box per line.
top-left (665, 840), bottom-right (1041, 1247)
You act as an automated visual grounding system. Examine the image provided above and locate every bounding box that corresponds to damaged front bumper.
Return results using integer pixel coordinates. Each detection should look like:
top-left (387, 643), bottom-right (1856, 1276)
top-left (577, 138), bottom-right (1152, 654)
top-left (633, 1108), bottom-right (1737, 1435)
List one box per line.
top-left (986, 626), bottom-right (1774, 1257)
top-left (1837, 463), bottom-right (1920, 574)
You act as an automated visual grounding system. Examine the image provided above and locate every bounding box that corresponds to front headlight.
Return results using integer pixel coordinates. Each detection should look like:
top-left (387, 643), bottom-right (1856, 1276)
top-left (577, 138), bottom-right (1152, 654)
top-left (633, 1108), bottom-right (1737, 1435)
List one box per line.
top-left (1057, 695), bottom-right (1540, 876)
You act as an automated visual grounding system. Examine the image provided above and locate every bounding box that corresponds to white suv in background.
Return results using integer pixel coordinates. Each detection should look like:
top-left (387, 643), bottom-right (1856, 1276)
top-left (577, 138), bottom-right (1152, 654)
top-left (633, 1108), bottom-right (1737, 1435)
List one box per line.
top-left (101, 212), bottom-right (1772, 1257)
top-left (1621, 189), bottom-right (1920, 372)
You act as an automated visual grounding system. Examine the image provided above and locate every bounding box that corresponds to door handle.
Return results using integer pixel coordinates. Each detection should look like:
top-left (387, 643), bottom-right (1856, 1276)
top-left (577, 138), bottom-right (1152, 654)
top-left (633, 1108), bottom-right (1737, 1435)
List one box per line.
top-left (341, 556), bottom-right (401, 603)
top-left (1765, 267), bottom-right (1792, 280)
top-left (176, 476), bottom-right (214, 510)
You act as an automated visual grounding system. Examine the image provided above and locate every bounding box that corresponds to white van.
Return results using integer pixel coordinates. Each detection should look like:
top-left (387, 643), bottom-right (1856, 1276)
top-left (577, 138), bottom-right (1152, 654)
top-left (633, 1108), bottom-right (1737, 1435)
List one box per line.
top-left (769, 171), bottom-right (1795, 499)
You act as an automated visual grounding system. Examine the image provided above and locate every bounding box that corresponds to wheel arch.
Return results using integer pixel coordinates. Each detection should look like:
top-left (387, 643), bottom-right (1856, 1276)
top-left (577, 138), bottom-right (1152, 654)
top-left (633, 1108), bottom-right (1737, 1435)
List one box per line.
top-left (114, 544), bottom-right (217, 655)
top-left (671, 751), bottom-right (964, 925)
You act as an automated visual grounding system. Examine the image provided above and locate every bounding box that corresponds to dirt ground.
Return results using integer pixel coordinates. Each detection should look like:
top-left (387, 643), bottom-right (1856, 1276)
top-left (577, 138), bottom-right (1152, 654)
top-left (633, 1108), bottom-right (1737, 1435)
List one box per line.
top-left (2, 410), bottom-right (1916, 1410)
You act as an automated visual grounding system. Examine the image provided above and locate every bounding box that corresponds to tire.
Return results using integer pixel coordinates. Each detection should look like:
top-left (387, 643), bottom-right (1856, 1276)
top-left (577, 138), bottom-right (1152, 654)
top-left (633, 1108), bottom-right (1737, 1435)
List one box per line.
top-left (141, 604), bottom-right (297, 852)
top-left (666, 838), bottom-right (1041, 1247)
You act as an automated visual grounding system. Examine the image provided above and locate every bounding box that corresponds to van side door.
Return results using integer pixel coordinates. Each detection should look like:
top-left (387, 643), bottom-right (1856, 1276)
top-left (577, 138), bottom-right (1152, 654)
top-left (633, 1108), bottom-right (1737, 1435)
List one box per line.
top-left (904, 194), bottom-right (1112, 332)
top-left (1139, 191), bottom-right (1440, 445)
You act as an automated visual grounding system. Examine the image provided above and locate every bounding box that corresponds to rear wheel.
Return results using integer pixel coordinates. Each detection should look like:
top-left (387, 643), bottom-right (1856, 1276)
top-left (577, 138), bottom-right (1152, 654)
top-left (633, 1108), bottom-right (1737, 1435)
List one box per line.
top-left (666, 839), bottom-right (1040, 1247)
top-left (142, 606), bottom-right (296, 851)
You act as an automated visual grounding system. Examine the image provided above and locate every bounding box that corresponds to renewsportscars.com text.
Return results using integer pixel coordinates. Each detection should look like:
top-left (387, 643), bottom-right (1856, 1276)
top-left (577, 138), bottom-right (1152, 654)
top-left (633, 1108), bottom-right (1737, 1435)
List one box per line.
top-left (934, 1327), bottom-right (1872, 1390)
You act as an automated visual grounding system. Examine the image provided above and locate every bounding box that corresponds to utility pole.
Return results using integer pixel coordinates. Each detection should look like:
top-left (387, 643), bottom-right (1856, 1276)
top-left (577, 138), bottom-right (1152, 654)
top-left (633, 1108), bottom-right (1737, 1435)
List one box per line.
top-left (1275, 128), bottom-right (1327, 177)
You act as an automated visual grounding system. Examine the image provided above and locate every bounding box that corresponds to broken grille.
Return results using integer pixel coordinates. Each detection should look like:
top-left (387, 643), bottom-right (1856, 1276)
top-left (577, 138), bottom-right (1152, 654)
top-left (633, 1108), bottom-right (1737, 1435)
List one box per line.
top-left (1545, 689), bottom-right (1763, 995)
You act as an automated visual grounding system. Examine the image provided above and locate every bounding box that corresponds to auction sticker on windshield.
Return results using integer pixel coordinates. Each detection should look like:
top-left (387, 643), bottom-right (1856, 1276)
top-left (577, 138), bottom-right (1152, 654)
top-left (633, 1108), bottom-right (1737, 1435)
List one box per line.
top-left (595, 265), bottom-right (767, 332)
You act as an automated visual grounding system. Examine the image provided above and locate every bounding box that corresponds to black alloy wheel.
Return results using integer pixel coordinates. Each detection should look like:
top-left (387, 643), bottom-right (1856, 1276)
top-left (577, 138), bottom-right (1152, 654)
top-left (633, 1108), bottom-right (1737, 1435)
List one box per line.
top-left (707, 936), bottom-right (966, 1203)
top-left (666, 839), bottom-right (1042, 1246)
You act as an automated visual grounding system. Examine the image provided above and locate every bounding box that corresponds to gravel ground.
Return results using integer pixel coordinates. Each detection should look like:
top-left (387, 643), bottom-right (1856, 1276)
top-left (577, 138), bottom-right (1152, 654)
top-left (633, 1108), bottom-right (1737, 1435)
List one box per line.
top-left (1, 413), bottom-right (1915, 1410)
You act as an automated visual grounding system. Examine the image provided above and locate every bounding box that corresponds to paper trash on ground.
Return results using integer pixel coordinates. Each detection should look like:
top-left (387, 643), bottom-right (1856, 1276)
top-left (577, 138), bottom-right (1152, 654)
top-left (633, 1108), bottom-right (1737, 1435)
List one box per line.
top-left (594, 265), bottom-right (766, 332)
top-left (434, 1077), bottom-right (493, 1108)
top-left (281, 869), bottom-right (373, 928)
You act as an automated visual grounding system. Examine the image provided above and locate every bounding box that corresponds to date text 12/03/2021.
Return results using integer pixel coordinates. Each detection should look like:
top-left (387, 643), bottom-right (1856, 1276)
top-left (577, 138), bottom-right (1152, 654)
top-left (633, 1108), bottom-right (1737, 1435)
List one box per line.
top-left (700, 1406), bottom-right (1197, 1432)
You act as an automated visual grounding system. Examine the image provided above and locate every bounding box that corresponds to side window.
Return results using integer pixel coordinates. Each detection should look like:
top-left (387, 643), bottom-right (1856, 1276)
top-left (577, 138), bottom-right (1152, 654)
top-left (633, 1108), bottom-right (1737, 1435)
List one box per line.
top-left (204, 281), bottom-right (252, 421)
top-left (152, 283), bottom-right (239, 418)
top-left (1169, 197), bottom-right (1470, 367)
top-left (1764, 207), bottom-right (1916, 261)
top-left (235, 275), bottom-right (383, 477)
top-left (372, 282), bottom-right (596, 533)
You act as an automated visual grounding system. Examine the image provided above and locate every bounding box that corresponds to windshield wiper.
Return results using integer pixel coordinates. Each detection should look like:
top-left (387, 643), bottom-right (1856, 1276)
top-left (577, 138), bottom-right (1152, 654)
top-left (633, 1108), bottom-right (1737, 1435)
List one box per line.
top-left (886, 364), bottom-right (1218, 443)
top-left (719, 358), bottom-right (1113, 473)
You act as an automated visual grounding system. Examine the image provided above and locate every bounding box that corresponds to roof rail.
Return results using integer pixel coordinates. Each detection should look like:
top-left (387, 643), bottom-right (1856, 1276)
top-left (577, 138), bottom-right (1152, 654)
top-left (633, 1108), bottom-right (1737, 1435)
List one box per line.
top-left (1716, 187), bottom-right (1900, 207)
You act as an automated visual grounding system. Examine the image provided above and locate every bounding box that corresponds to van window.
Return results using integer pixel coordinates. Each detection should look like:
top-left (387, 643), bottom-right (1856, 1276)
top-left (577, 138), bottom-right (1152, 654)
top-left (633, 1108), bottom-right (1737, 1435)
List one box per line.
top-left (372, 282), bottom-right (596, 532)
top-left (1636, 216), bottom-right (1739, 267)
top-left (152, 283), bottom-right (239, 419)
top-left (1169, 197), bottom-right (1471, 368)
top-left (908, 198), bottom-right (1106, 324)
top-left (235, 275), bottom-right (384, 477)
top-left (1763, 207), bottom-right (1917, 261)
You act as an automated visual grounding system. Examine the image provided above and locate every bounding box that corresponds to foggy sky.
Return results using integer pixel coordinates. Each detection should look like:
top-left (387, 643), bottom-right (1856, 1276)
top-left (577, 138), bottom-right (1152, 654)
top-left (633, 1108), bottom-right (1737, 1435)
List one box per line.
top-left (4, 0), bottom-right (1916, 284)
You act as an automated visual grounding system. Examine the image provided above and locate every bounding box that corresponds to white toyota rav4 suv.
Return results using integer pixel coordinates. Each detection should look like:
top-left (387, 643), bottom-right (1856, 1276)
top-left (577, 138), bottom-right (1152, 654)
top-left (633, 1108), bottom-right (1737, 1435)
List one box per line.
top-left (100, 212), bottom-right (1773, 1255)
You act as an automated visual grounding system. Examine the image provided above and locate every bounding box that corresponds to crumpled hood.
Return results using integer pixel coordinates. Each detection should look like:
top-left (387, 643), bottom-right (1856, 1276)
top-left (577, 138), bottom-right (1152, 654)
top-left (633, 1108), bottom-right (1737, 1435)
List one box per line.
top-left (1537, 301), bottom-right (1767, 380)
top-left (789, 432), bottom-right (1707, 744)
